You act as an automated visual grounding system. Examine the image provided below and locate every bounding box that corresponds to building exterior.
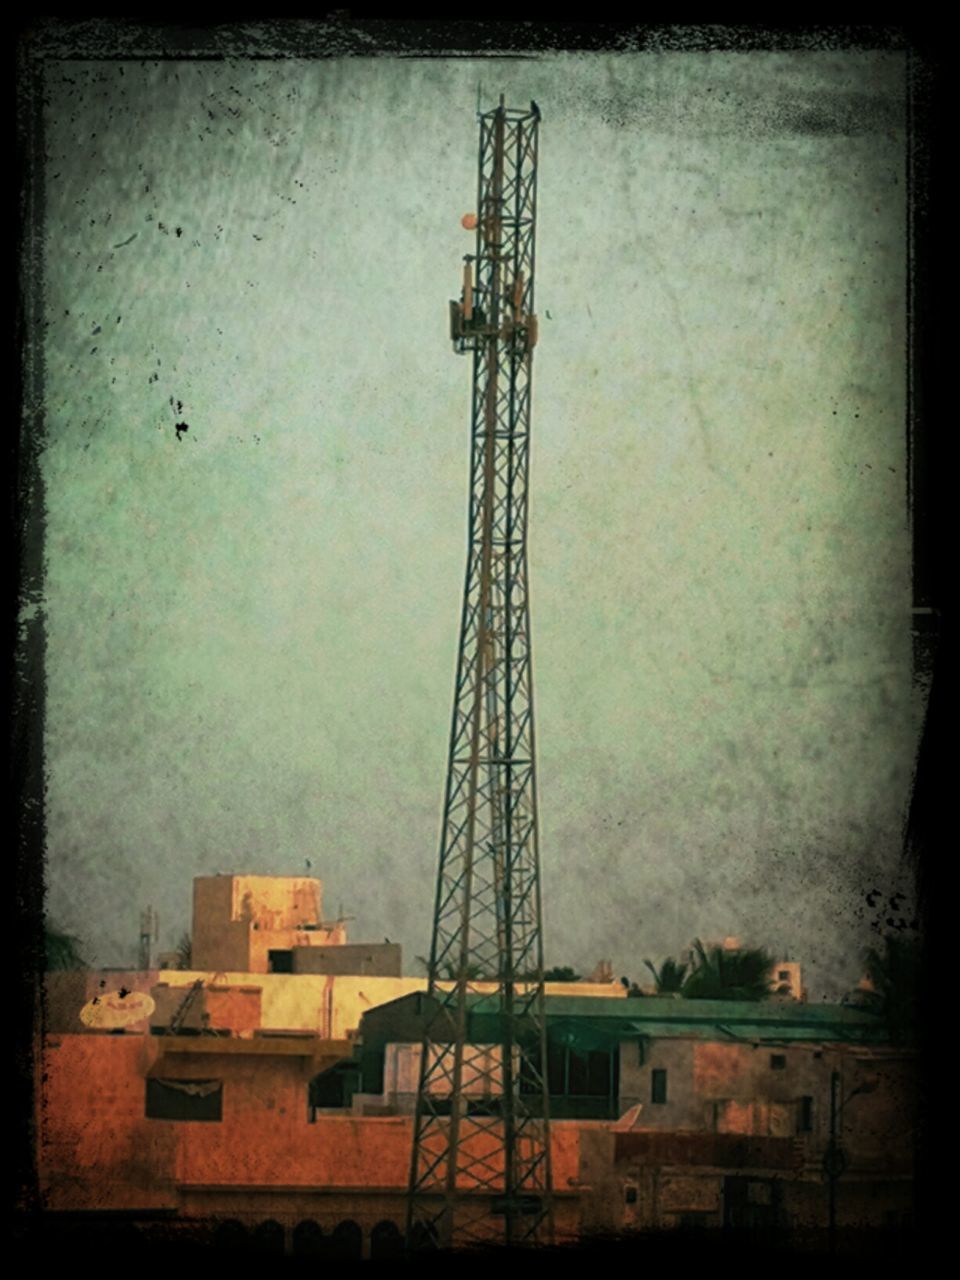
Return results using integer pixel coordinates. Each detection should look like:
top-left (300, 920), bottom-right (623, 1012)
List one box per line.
top-left (352, 992), bottom-right (890, 1120)
top-left (36, 986), bottom-right (915, 1253)
top-left (581, 1038), bottom-right (916, 1239)
top-left (36, 987), bottom-right (914, 1253)
top-left (770, 961), bottom-right (804, 1001)
top-left (34, 876), bottom-right (915, 1254)
top-left (292, 943), bottom-right (401, 977)
top-left (350, 991), bottom-right (916, 1240)
top-left (191, 875), bottom-right (347, 973)
top-left (38, 1030), bottom-right (583, 1256)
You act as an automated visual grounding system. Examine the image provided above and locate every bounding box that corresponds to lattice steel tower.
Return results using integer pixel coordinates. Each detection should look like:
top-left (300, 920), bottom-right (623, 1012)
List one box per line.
top-left (406, 97), bottom-right (552, 1252)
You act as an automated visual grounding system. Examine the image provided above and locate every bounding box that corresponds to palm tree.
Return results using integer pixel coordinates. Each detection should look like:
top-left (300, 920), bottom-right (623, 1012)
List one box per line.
top-left (415, 955), bottom-right (484, 981)
top-left (643, 956), bottom-right (688, 994)
top-left (544, 965), bottom-right (581, 982)
top-left (860, 933), bottom-right (920, 1045)
top-left (45, 920), bottom-right (87, 971)
top-left (681, 939), bottom-right (773, 1001)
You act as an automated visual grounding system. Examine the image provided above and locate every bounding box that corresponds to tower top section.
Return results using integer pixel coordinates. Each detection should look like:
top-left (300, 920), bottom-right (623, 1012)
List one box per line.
top-left (449, 98), bottom-right (540, 358)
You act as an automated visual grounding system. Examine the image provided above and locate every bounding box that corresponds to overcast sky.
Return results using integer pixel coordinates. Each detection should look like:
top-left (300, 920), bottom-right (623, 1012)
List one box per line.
top-left (34, 47), bottom-right (918, 998)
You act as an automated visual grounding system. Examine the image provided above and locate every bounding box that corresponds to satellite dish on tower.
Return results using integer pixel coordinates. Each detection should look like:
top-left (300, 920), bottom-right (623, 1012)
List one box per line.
top-left (80, 989), bottom-right (156, 1029)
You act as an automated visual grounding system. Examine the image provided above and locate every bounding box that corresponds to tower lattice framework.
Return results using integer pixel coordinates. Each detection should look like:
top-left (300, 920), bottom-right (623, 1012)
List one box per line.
top-left (406, 98), bottom-right (552, 1253)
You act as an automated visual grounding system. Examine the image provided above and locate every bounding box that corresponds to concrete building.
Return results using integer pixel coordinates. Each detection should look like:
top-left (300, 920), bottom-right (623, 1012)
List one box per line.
top-left (45, 967), bottom-right (617, 1041)
top-left (37, 1030), bottom-right (584, 1256)
top-left (582, 1038), bottom-right (916, 1238)
top-left (351, 993), bottom-right (888, 1120)
top-left (770, 961), bottom-right (804, 1001)
top-left (292, 943), bottom-right (401, 977)
top-left (36, 989), bottom-right (914, 1253)
top-left (35, 877), bottom-right (913, 1252)
top-left (36, 981), bottom-right (915, 1253)
top-left (349, 992), bottom-right (915, 1239)
top-left (191, 875), bottom-right (347, 973)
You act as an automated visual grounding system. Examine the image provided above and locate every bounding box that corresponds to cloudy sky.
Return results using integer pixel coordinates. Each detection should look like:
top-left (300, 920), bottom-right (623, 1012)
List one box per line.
top-left (33, 42), bottom-right (918, 998)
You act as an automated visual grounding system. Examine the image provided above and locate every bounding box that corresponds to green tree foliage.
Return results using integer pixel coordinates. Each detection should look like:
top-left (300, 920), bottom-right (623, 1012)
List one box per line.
top-left (543, 966), bottom-right (581, 982)
top-left (415, 955), bottom-right (483, 980)
top-left (860, 933), bottom-right (920, 1045)
top-left (681, 939), bottom-right (773, 1001)
top-left (45, 921), bottom-right (87, 971)
top-left (643, 957), bottom-right (688, 994)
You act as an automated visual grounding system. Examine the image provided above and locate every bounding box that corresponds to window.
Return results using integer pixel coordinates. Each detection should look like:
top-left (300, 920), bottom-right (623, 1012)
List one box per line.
top-left (624, 1185), bottom-right (638, 1205)
top-left (268, 949), bottom-right (293, 973)
top-left (778, 970), bottom-right (790, 981)
top-left (146, 1078), bottom-right (222, 1121)
top-left (547, 1046), bottom-right (618, 1106)
top-left (770, 1054), bottom-right (786, 1070)
top-left (651, 1068), bottom-right (667, 1104)
top-left (798, 1096), bottom-right (813, 1133)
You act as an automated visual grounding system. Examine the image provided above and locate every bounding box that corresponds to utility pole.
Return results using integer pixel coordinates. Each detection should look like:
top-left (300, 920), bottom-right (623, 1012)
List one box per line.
top-left (406, 97), bottom-right (552, 1252)
top-left (138, 906), bottom-right (158, 972)
top-left (824, 1068), bottom-right (877, 1251)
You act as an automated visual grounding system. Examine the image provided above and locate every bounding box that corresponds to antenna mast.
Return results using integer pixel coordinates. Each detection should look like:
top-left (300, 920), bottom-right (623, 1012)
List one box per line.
top-left (407, 98), bottom-right (551, 1252)
top-left (138, 905), bottom-right (158, 971)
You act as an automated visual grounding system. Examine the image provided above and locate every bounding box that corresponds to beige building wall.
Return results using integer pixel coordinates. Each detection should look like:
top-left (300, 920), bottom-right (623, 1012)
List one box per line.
top-left (770, 961), bottom-right (804, 1000)
top-left (137, 971), bottom-right (622, 1039)
top-left (192, 875), bottom-right (346, 973)
top-left (228, 875), bottom-right (324, 930)
top-left (192, 877), bottom-right (252, 971)
top-left (620, 1038), bottom-right (838, 1137)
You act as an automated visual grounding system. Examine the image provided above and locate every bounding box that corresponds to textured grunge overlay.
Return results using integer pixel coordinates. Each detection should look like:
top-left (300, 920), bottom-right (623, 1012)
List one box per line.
top-left (19, 27), bottom-right (922, 1059)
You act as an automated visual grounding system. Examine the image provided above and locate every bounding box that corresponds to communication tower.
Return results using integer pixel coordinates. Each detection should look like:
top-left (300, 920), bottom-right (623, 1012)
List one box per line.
top-left (406, 97), bottom-right (552, 1252)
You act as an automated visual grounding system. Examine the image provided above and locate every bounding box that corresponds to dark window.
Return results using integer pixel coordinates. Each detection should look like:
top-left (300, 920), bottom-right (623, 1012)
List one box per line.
top-left (651, 1068), bottom-right (667, 1104)
top-left (329, 1220), bottom-right (363, 1261)
top-left (214, 1220), bottom-right (248, 1253)
top-left (778, 970), bottom-right (790, 981)
top-left (268, 949), bottom-right (293, 973)
top-left (547, 1043), bottom-right (564, 1094)
top-left (624, 1185), bottom-right (638, 1205)
top-left (567, 1048), bottom-right (589, 1095)
top-left (292, 1220), bottom-right (325, 1258)
top-left (309, 1063), bottom-right (355, 1115)
top-left (770, 1054), bottom-right (786, 1070)
top-left (798, 1096), bottom-right (814, 1132)
top-left (370, 1220), bottom-right (403, 1260)
top-left (547, 1045), bottom-right (614, 1098)
top-left (146, 1078), bottom-right (222, 1121)
top-left (252, 1220), bottom-right (285, 1255)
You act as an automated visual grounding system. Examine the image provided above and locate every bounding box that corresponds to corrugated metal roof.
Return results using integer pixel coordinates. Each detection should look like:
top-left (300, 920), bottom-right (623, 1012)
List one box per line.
top-left (466, 994), bottom-right (885, 1045)
top-left (363, 990), bottom-right (886, 1046)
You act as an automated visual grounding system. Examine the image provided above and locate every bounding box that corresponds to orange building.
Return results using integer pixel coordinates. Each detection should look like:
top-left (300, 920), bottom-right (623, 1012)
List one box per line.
top-left (38, 1029), bottom-right (584, 1257)
top-left (32, 877), bottom-right (914, 1255)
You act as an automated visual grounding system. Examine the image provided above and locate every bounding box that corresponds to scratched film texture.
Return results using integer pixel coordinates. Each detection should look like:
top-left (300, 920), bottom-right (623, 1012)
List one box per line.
top-left (39, 52), bottom-right (917, 997)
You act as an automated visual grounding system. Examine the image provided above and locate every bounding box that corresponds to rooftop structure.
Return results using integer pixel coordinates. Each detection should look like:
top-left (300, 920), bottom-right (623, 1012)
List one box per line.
top-left (191, 875), bottom-right (346, 974)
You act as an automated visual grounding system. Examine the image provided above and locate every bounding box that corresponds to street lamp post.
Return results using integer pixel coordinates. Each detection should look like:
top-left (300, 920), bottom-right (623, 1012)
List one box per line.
top-left (825, 1069), bottom-right (878, 1251)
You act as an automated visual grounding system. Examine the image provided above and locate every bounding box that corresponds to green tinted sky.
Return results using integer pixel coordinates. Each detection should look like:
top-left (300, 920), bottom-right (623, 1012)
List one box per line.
top-left (36, 49), bottom-right (918, 997)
